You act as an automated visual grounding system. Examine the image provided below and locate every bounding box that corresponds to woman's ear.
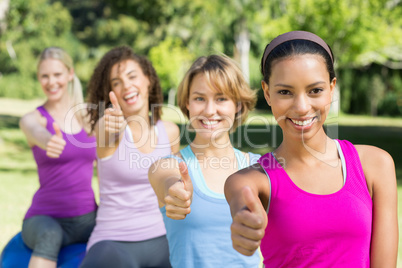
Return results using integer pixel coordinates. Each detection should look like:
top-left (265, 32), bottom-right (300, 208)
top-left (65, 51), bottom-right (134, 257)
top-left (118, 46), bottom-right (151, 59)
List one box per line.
top-left (234, 102), bottom-right (243, 120)
top-left (69, 68), bottom-right (75, 82)
top-left (261, 80), bottom-right (271, 106)
top-left (236, 102), bottom-right (242, 114)
top-left (330, 77), bottom-right (337, 100)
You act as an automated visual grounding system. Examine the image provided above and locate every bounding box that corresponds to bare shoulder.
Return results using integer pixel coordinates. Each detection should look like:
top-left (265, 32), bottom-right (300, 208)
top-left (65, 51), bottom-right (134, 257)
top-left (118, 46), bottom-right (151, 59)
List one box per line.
top-left (227, 163), bottom-right (268, 189)
top-left (355, 144), bottom-right (396, 195)
top-left (162, 120), bottom-right (180, 153)
top-left (19, 109), bottom-right (46, 129)
top-left (162, 120), bottom-right (180, 137)
top-left (355, 144), bottom-right (395, 169)
top-left (149, 152), bottom-right (181, 177)
top-left (232, 163), bottom-right (267, 179)
top-left (226, 163), bottom-right (270, 209)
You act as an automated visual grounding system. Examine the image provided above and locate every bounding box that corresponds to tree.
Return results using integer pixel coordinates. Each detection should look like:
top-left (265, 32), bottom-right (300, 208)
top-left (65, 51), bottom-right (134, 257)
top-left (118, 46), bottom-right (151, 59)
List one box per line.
top-left (148, 37), bottom-right (193, 94)
top-left (0, 0), bottom-right (80, 98)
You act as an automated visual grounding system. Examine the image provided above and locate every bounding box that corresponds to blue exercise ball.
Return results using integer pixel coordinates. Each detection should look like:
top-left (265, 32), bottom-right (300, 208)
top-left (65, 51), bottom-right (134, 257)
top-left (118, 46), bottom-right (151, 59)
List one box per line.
top-left (0, 232), bottom-right (87, 268)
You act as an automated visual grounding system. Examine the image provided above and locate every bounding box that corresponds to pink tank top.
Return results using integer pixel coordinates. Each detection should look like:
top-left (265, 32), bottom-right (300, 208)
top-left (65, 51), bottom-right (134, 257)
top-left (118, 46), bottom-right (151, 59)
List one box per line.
top-left (25, 106), bottom-right (97, 219)
top-left (86, 121), bottom-right (171, 250)
top-left (258, 139), bottom-right (372, 268)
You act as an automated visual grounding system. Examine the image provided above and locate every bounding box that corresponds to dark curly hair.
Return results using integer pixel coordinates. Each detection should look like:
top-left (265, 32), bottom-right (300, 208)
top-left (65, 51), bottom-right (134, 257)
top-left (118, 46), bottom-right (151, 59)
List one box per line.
top-left (86, 46), bottom-right (163, 133)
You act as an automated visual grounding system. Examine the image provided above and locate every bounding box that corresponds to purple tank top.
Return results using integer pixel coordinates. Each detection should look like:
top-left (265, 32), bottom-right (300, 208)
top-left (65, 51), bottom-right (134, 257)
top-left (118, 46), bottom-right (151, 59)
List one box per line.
top-left (24, 106), bottom-right (97, 219)
top-left (258, 139), bottom-right (372, 268)
top-left (86, 120), bottom-right (171, 250)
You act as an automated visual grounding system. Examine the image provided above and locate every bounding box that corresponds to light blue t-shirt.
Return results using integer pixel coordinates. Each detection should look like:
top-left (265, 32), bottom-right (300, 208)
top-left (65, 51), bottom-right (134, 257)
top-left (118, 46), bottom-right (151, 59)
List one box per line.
top-left (161, 146), bottom-right (261, 268)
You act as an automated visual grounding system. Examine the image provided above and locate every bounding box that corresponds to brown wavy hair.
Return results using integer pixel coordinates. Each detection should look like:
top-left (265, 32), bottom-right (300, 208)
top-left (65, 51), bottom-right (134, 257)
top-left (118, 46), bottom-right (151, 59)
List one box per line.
top-left (86, 46), bottom-right (163, 133)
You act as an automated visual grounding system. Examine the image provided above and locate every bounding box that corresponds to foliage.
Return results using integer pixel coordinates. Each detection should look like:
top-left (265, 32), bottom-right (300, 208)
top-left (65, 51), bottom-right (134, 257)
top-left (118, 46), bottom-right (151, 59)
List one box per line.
top-left (0, 0), bottom-right (401, 116)
top-left (149, 37), bottom-right (193, 91)
top-left (0, 0), bottom-right (85, 98)
top-left (257, 0), bottom-right (402, 116)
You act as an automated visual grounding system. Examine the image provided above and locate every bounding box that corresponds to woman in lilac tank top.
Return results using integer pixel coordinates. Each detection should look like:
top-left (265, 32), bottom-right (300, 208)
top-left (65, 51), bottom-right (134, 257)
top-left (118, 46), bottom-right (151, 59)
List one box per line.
top-left (18, 47), bottom-right (97, 268)
top-left (225, 31), bottom-right (398, 267)
top-left (80, 46), bottom-right (180, 268)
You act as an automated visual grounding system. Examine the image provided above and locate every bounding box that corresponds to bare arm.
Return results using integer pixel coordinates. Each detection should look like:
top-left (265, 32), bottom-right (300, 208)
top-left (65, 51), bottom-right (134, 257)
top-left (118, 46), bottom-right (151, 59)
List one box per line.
top-left (19, 111), bottom-right (66, 158)
top-left (148, 158), bottom-right (193, 219)
top-left (357, 145), bottom-right (398, 267)
top-left (19, 111), bottom-right (52, 149)
top-left (224, 164), bottom-right (270, 256)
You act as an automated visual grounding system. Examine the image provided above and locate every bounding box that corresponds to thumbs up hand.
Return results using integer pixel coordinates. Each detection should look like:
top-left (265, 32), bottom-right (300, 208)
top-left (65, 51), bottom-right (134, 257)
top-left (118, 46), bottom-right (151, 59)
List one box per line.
top-left (164, 162), bottom-right (194, 220)
top-left (104, 91), bottom-right (125, 135)
top-left (46, 122), bottom-right (66, 158)
top-left (230, 186), bottom-right (268, 256)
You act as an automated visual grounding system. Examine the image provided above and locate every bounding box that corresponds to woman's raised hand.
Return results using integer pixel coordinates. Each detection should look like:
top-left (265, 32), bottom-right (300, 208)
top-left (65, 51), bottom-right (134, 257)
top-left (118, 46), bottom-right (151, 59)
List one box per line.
top-left (104, 91), bottom-right (125, 135)
top-left (164, 162), bottom-right (194, 220)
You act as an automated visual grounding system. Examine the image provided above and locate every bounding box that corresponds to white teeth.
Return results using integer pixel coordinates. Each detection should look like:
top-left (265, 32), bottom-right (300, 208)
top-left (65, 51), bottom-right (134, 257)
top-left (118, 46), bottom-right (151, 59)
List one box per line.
top-left (292, 118), bottom-right (313, 126)
top-left (124, 92), bottom-right (138, 100)
top-left (202, 120), bottom-right (219, 125)
top-left (49, 88), bottom-right (58, 92)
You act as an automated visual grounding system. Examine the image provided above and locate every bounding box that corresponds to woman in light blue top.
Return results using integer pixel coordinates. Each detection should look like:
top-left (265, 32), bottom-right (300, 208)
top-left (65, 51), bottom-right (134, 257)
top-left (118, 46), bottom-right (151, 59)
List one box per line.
top-left (148, 54), bottom-right (261, 267)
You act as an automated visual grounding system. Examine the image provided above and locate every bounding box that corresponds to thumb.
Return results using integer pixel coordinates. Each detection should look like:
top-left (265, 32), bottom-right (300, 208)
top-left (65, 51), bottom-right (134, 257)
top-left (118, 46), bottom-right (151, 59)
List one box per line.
top-left (179, 161), bottom-right (192, 189)
top-left (242, 186), bottom-right (262, 214)
top-left (109, 91), bottom-right (121, 111)
top-left (53, 122), bottom-right (63, 138)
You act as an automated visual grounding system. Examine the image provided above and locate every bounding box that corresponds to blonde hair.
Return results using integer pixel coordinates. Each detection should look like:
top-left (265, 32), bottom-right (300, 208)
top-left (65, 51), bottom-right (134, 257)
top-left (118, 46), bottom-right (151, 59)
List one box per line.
top-left (38, 47), bottom-right (87, 130)
top-left (177, 54), bottom-right (256, 130)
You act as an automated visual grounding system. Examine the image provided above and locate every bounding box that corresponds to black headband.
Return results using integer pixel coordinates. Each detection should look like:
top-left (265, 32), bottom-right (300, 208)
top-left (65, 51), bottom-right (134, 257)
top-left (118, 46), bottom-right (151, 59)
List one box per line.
top-left (262, 31), bottom-right (334, 74)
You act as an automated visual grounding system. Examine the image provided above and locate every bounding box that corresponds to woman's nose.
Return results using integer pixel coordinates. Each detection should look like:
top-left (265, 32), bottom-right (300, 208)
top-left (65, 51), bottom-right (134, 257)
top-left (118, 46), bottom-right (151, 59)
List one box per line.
top-left (204, 100), bottom-right (217, 116)
top-left (293, 94), bottom-right (311, 115)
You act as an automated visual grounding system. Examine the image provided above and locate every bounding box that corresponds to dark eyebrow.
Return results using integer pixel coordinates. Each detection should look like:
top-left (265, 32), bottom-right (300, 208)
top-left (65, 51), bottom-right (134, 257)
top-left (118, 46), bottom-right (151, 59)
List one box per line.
top-left (111, 70), bottom-right (136, 82)
top-left (126, 70), bottom-right (136, 76)
top-left (307, 81), bottom-right (326, 87)
top-left (274, 81), bottom-right (326, 88)
top-left (274, 83), bottom-right (293, 88)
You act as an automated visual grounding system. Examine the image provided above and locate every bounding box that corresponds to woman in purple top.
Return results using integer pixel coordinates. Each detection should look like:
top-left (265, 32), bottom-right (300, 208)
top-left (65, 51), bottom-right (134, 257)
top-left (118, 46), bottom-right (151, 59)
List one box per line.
top-left (80, 46), bottom-right (179, 268)
top-left (18, 47), bottom-right (97, 268)
top-left (224, 31), bottom-right (398, 267)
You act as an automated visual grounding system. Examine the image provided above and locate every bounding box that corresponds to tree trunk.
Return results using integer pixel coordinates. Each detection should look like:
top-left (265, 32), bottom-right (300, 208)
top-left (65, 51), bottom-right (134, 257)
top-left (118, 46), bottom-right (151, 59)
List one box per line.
top-left (235, 24), bottom-right (250, 84)
top-left (168, 88), bottom-right (176, 106)
top-left (0, 0), bottom-right (10, 33)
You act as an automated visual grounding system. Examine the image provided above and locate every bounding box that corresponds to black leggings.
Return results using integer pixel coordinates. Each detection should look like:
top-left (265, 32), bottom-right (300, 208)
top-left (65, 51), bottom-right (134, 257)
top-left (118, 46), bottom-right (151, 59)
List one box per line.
top-left (79, 235), bottom-right (171, 268)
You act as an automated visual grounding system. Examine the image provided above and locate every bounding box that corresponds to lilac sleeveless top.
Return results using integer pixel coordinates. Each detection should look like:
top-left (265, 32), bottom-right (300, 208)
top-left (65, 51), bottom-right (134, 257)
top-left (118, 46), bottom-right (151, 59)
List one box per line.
top-left (258, 139), bottom-right (372, 268)
top-left (86, 121), bottom-right (171, 250)
top-left (25, 106), bottom-right (97, 219)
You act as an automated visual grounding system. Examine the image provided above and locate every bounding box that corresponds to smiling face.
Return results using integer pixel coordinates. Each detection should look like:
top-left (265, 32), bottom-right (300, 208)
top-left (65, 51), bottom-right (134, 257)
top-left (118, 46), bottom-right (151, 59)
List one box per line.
top-left (38, 58), bottom-right (73, 102)
top-left (110, 59), bottom-right (150, 116)
top-left (187, 73), bottom-right (238, 143)
top-left (262, 54), bottom-right (336, 142)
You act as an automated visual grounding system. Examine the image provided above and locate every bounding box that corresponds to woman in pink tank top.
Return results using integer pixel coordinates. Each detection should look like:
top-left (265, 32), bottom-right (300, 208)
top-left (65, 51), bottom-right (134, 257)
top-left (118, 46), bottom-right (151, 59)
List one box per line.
top-left (81, 46), bottom-right (180, 268)
top-left (224, 31), bottom-right (398, 267)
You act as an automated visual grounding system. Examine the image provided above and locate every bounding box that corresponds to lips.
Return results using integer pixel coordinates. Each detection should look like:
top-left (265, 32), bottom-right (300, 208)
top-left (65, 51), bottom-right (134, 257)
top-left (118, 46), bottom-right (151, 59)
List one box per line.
top-left (289, 117), bottom-right (316, 128)
top-left (124, 92), bottom-right (138, 100)
top-left (200, 119), bottom-right (220, 129)
top-left (123, 92), bottom-right (139, 104)
top-left (290, 117), bottom-right (314, 126)
top-left (48, 87), bottom-right (60, 94)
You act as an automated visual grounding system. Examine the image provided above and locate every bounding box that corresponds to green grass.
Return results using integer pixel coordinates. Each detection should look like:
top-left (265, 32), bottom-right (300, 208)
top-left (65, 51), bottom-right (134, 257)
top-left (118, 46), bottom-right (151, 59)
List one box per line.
top-left (1, 98), bottom-right (401, 266)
